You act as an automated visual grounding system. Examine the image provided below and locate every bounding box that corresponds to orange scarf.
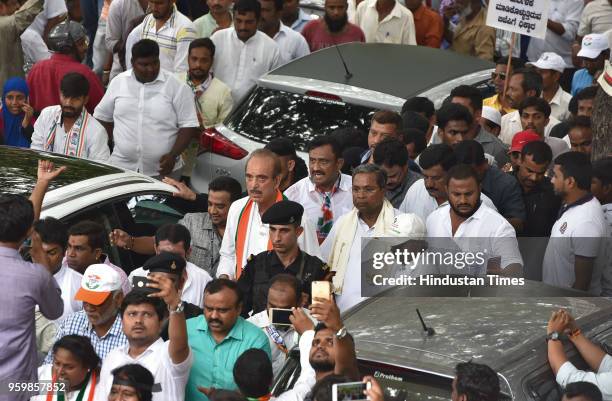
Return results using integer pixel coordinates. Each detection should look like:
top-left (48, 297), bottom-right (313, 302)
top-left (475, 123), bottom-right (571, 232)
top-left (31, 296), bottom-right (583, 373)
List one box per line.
top-left (235, 191), bottom-right (284, 279)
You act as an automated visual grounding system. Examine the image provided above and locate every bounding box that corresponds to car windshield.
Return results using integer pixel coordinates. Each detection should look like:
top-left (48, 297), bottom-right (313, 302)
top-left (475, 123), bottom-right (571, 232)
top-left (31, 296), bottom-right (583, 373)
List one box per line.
top-left (225, 87), bottom-right (376, 151)
top-left (0, 146), bottom-right (121, 196)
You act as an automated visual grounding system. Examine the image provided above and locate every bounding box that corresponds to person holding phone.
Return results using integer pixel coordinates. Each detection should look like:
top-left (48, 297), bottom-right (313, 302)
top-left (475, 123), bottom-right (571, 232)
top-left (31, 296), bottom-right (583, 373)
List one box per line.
top-left (247, 274), bottom-right (315, 377)
top-left (237, 200), bottom-right (331, 317)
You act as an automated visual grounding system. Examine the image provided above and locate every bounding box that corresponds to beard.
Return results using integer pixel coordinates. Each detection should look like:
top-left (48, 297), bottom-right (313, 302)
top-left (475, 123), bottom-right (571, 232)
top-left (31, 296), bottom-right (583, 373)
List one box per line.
top-left (449, 200), bottom-right (480, 219)
top-left (309, 357), bottom-right (335, 372)
top-left (61, 106), bottom-right (82, 119)
top-left (325, 13), bottom-right (348, 33)
top-left (459, 3), bottom-right (472, 18)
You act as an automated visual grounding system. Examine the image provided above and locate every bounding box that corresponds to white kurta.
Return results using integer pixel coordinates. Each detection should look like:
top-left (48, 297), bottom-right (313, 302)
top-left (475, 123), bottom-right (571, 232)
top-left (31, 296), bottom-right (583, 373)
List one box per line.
top-left (30, 105), bottom-right (110, 163)
top-left (216, 195), bottom-right (322, 279)
top-left (211, 28), bottom-right (281, 103)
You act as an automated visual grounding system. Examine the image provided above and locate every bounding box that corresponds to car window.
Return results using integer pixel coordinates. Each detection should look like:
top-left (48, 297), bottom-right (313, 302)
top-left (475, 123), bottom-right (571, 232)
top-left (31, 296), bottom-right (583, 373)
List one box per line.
top-left (112, 194), bottom-right (189, 271)
top-left (226, 87), bottom-right (376, 152)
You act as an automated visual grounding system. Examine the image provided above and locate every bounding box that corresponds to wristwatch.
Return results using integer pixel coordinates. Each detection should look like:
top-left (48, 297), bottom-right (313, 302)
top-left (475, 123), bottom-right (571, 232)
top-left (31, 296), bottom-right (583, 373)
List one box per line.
top-left (169, 301), bottom-right (185, 314)
top-left (546, 331), bottom-right (562, 342)
top-left (336, 326), bottom-right (348, 339)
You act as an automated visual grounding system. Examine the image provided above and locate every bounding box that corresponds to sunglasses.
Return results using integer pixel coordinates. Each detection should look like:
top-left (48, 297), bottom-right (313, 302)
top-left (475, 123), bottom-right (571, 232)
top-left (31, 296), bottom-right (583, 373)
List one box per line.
top-left (491, 72), bottom-right (507, 80)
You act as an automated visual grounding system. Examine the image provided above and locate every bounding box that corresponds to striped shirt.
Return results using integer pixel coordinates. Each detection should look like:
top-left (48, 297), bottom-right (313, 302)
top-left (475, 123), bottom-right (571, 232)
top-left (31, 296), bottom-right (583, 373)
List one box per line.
top-left (43, 310), bottom-right (127, 364)
top-left (136, 6), bottom-right (196, 73)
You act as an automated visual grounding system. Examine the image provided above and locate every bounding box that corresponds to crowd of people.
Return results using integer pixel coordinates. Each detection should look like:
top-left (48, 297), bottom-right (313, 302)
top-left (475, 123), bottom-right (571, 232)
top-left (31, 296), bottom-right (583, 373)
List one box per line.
top-left (1, 0), bottom-right (612, 399)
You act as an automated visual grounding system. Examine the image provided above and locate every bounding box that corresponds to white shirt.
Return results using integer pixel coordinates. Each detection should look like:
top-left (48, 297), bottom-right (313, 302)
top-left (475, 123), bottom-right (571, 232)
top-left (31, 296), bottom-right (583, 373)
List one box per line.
top-left (211, 28), bottom-right (281, 103)
top-left (128, 7), bottom-right (196, 73)
top-left (95, 338), bottom-right (193, 401)
top-left (354, 0), bottom-right (416, 45)
top-left (32, 364), bottom-right (96, 401)
top-left (247, 309), bottom-right (312, 377)
top-left (399, 179), bottom-right (498, 222)
top-left (556, 347), bottom-right (612, 400)
top-left (93, 69), bottom-right (199, 176)
top-left (425, 202), bottom-right (523, 271)
top-left (274, 23), bottom-right (310, 65)
top-left (547, 86), bottom-right (573, 122)
top-left (216, 196), bottom-right (322, 279)
top-left (21, 0), bottom-right (67, 66)
top-left (499, 110), bottom-right (561, 145)
top-left (53, 264), bottom-right (83, 322)
top-left (320, 209), bottom-right (401, 312)
top-left (31, 105), bottom-right (110, 163)
top-left (284, 174), bottom-right (354, 233)
top-left (129, 261), bottom-right (212, 308)
top-left (543, 197), bottom-right (607, 295)
top-left (578, 0), bottom-right (612, 37)
top-left (526, 0), bottom-right (584, 65)
top-left (105, 0), bottom-right (146, 80)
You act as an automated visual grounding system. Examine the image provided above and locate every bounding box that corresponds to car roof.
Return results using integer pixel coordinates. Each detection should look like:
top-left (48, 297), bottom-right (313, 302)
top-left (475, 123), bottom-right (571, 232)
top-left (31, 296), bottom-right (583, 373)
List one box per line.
top-left (343, 285), bottom-right (612, 376)
top-left (0, 146), bottom-right (176, 218)
top-left (0, 146), bottom-right (123, 196)
top-left (269, 43), bottom-right (494, 100)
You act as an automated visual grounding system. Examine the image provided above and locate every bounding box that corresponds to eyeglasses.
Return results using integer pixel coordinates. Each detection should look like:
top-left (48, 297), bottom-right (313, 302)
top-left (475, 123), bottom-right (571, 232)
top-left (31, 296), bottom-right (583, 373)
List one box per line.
top-left (491, 72), bottom-right (507, 80)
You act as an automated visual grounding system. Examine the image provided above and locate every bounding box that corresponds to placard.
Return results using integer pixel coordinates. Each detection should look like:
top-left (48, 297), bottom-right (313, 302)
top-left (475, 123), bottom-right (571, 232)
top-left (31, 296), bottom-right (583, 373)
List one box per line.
top-left (486, 0), bottom-right (550, 39)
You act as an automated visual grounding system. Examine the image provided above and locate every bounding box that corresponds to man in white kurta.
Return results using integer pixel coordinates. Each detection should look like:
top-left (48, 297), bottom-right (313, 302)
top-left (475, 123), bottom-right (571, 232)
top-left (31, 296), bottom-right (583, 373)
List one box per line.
top-left (210, 3), bottom-right (281, 103)
top-left (216, 149), bottom-right (321, 280)
top-left (31, 105), bottom-right (110, 163)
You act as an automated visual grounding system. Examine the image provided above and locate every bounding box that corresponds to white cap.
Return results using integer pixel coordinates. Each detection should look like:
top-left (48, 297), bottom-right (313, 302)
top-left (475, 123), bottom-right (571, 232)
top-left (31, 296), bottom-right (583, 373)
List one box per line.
top-left (526, 52), bottom-right (566, 73)
top-left (481, 106), bottom-right (501, 126)
top-left (385, 213), bottom-right (426, 246)
top-left (578, 34), bottom-right (610, 59)
top-left (75, 264), bottom-right (122, 305)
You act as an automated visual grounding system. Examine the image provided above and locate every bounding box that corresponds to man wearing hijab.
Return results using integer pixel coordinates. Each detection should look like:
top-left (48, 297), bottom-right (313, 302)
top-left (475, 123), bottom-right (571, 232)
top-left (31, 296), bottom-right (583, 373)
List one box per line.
top-left (0, 77), bottom-right (34, 147)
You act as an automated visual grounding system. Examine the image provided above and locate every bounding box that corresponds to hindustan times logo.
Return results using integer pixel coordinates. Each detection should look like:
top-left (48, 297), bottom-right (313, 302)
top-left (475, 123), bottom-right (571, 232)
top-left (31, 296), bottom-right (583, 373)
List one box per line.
top-left (371, 249), bottom-right (487, 270)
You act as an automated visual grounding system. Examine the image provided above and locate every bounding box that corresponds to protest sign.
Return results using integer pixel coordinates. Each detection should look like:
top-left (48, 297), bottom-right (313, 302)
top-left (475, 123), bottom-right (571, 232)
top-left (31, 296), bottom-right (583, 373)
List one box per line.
top-left (486, 0), bottom-right (550, 39)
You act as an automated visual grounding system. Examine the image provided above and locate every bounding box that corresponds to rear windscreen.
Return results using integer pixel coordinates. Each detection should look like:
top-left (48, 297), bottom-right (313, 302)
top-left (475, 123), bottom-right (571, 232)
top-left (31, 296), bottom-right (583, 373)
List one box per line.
top-left (225, 87), bottom-right (375, 152)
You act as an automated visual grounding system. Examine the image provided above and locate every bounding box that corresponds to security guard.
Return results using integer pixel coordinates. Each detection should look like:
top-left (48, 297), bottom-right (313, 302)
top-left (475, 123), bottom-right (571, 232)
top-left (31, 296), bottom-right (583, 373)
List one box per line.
top-left (141, 252), bottom-right (203, 340)
top-left (237, 200), bottom-right (330, 317)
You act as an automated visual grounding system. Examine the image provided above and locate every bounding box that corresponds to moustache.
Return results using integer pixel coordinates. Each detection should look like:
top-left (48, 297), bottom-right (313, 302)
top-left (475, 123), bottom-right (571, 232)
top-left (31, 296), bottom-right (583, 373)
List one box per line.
top-left (209, 319), bottom-right (222, 326)
top-left (250, 190), bottom-right (262, 195)
top-left (311, 171), bottom-right (324, 176)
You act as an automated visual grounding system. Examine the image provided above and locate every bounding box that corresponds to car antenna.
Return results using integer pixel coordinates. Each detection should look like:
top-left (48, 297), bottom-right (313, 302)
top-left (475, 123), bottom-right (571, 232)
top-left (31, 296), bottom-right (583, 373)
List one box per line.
top-left (416, 308), bottom-right (435, 336)
top-left (333, 43), bottom-right (353, 81)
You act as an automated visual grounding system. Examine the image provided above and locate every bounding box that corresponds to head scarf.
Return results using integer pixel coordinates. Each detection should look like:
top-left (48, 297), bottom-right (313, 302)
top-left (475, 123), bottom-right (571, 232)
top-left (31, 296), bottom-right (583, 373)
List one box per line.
top-left (2, 77), bottom-right (30, 148)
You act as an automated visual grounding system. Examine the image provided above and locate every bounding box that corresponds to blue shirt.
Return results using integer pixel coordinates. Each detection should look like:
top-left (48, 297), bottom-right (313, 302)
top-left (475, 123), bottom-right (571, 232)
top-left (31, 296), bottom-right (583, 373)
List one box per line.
top-left (44, 310), bottom-right (127, 364)
top-left (571, 68), bottom-right (593, 96)
top-left (185, 316), bottom-right (271, 401)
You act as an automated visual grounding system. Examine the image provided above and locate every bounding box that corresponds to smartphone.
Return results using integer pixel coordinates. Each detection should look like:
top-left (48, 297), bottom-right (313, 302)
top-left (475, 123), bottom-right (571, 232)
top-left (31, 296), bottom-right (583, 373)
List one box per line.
top-left (269, 308), bottom-right (293, 326)
top-left (131, 276), bottom-right (159, 294)
top-left (311, 281), bottom-right (332, 303)
top-left (332, 382), bottom-right (371, 401)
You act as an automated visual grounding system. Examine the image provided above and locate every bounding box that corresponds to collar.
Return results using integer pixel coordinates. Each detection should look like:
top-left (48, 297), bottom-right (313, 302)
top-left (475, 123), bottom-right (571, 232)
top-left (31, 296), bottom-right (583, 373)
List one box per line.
top-left (53, 263), bottom-right (67, 279)
top-left (88, 312), bottom-right (124, 339)
top-left (367, 0), bottom-right (403, 19)
top-left (247, 394), bottom-right (272, 401)
top-left (146, 5), bottom-right (177, 31)
top-left (124, 337), bottom-right (165, 359)
top-left (268, 249), bottom-right (304, 271)
top-left (548, 85), bottom-right (565, 106)
top-left (201, 212), bottom-right (215, 230)
top-left (448, 200), bottom-right (486, 223)
top-left (274, 23), bottom-right (292, 39)
top-left (196, 315), bottom-right (246, 341)
top-left (231, 27), bottom-right (260, 45)
top-left (558, 194), bottom-right (594, 219)
top-left (459, 7), bottom-right (485, 27)
top-left (0, 246), bottom-right (20, 258)
top-left (128, 68), bottom-right (167, 85)
top-left (307, 173), bottom-right (348, 193)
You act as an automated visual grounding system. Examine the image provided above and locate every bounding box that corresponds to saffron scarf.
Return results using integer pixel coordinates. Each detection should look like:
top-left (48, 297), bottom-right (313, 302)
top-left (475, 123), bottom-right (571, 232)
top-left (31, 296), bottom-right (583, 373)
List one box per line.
top-left (234, 191), bottom-right (285, 279)
top-left (1, 77), bottom-right (30, 148)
